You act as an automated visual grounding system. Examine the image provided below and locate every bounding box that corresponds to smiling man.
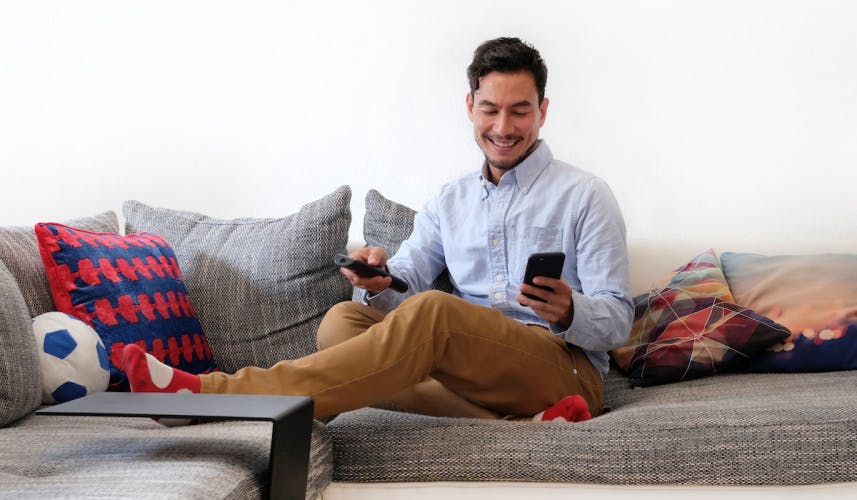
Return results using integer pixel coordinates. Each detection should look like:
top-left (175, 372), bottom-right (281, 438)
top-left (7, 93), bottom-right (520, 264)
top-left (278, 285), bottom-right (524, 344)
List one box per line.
top-left (467, 51), bottom-right (549, 176)
top-left (124, 37), bottom-right (633, 423)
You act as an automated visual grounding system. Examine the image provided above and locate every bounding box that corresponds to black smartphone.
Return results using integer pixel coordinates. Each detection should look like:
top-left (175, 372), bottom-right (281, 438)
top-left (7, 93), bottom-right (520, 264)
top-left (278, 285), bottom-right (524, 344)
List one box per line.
top-left (522, 252), bottom-right (565, 302)
top-left (333, 254), bottom-right (409, 293)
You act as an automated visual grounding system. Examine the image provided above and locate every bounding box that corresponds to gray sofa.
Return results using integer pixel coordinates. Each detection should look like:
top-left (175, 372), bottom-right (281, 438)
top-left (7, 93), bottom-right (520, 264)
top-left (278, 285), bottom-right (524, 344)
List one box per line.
top-left (2, 186), bottom-right (856, 499)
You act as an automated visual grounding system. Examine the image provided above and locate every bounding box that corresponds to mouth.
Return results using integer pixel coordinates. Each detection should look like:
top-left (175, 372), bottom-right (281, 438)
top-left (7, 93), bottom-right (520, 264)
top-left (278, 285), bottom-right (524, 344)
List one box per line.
top-left (487, 136), bottom-right (522, 151)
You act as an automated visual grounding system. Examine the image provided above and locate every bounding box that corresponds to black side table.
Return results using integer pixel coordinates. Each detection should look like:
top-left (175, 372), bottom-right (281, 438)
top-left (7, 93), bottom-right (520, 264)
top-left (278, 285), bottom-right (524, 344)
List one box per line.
top-left (37, 392), bottom-right (314, 500)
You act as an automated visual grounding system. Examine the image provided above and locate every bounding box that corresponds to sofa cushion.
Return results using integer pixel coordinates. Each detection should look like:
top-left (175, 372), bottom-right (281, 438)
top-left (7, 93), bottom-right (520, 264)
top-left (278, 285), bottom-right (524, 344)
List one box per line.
top-left (612, 250), bottom-right (789, 386)
top-left (0, 414), bottom-right (333, 499)
top-left (722, 252), bottom-right (857, 372)
top-left (0, 211), bottom-right (119, 317)
top-left (327, 369), bottom-right (857, 486)
top-left (0, 261), bottom-right (42, 427)
top-left (363, 189), bottom-right (453, 293)
top-left (34, 223), bottom-right (217, 389)
top-left (123, 186), bottom-right (352, 373)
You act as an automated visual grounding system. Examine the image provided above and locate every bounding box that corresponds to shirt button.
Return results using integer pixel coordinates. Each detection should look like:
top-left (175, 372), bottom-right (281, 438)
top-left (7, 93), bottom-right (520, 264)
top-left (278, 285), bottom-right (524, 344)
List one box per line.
top-left (494, 292), bottom-right (502, 299)
top-left (495, 274), bottom-right (504, 281)
top-left (491, 239), bottom-right (500, 246)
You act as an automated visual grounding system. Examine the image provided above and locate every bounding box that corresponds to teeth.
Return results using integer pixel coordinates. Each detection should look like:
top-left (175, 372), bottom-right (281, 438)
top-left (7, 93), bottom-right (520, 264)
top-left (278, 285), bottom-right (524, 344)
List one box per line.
top-left (491, 139), bottom-right (517, 148)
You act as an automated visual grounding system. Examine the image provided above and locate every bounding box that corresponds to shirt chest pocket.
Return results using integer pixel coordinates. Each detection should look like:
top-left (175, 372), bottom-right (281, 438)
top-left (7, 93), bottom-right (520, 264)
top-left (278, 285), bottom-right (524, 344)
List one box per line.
top-left (511, 226), bottom-right (564, 282)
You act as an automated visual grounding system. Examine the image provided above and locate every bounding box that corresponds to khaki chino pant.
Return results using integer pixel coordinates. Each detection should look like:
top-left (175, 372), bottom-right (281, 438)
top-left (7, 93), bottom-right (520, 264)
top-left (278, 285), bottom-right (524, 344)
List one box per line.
top-left (201, 290), bottom-right (603, 419)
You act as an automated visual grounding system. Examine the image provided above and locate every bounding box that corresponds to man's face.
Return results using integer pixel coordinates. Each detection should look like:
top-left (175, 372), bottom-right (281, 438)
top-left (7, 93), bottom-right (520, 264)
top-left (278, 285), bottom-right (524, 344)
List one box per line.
top-left (466, 70), bottom-right (549, 175)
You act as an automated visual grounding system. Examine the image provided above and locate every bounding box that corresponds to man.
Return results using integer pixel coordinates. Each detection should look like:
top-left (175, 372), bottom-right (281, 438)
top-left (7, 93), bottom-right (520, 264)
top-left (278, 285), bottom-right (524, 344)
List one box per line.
top-left (125, 37), bottom-right (633, 422)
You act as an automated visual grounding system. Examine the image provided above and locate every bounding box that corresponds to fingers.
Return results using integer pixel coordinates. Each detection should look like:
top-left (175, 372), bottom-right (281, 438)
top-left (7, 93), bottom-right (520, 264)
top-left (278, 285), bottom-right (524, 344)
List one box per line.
top-left (340, 268), bottom-right (392, 293)
top-left (342, 246), bottom-right (391, 293)
top-left (519, 277), bottom-right (574, 326)
top-left (350, 246), bottom-right (388, 267)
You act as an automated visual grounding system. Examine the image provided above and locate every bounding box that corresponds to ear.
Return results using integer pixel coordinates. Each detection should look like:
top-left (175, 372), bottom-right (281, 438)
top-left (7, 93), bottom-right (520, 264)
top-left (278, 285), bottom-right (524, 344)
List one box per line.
top-left (538, 97), bottom-right (550, 127)
top-left (466, 92), bottom-right (475, 122)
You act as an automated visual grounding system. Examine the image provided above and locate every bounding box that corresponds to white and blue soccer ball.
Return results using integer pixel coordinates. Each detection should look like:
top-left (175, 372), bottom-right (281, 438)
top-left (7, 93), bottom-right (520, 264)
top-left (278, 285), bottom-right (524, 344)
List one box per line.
top-left (32, 312), bottom-right (110, 404)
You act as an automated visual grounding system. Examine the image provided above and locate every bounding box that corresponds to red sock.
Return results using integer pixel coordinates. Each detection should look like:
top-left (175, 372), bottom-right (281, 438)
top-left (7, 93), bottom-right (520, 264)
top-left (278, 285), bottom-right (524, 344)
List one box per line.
top-left (123, 344), bottom-right (201, 394)
top-left (533, 395), bottom-right (592, 422)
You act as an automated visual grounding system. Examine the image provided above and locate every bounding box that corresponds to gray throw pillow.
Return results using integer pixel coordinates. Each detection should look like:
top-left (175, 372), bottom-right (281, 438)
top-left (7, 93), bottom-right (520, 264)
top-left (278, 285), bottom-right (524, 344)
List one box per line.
top-left (0, 260), bottom-right (41, 427)
top-left (123, 186), bottom-right (353, 373)
top-left (363, 189), bottom-right (453, 293)
top-left (0, 211), bottom-right (119, 317)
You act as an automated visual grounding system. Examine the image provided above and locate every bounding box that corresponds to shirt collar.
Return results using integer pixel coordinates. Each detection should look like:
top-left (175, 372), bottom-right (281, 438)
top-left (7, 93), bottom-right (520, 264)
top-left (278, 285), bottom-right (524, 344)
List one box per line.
top-left (478, 140), bottom-right (553, 194)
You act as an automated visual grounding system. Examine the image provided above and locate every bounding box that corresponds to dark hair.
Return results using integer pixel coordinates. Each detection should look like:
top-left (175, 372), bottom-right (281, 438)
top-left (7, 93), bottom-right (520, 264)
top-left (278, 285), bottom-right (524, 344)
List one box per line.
top-left (467, 37), bottom-right (548, 103)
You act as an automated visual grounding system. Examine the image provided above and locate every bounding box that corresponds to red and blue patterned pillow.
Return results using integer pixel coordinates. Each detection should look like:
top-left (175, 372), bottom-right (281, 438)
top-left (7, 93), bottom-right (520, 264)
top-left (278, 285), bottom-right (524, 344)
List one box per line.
top-left (35, 222), bottom-right (217, 389)
top-left (611, 250), bottom-right (790, 386)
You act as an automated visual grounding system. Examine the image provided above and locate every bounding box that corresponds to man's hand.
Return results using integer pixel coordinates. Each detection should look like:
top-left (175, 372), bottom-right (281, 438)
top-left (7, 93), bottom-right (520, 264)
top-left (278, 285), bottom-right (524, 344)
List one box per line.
top-left (339, 246), bottom-right (393, 294)
top-left (518, 277), bottom-right (574, 328)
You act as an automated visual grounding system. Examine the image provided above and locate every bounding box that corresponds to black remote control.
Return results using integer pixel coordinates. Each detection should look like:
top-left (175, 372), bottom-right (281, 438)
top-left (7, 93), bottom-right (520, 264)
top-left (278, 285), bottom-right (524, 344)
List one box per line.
top-left (334, 254), bottom-right (409, 293)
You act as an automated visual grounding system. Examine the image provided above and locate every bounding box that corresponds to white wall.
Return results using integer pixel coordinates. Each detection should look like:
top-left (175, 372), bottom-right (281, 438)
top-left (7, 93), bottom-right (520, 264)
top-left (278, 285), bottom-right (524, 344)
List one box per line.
top-left (2, 1), bottom-right (856, 261)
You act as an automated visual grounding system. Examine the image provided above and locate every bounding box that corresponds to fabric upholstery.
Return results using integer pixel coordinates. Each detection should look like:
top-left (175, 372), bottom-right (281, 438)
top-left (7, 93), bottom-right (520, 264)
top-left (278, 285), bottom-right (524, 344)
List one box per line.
top-left (0, 211), bottom-right (119, 317)
top-left (0, 414), bottom-right (333, 499)
top-left (612, 250), bottom-right (789, 386)
top-left (722, 252), bottom-right (857, 371)
top-left (35, 223), bottom-right (217, 388)
top-left (363, 189), bottom-right (418, 256)
top-left (0, 261), bottom-right (42, 427)
top-left (328, 369), bottom-right (857, 486)
top-left (122, 186), bottom-right (352, 373)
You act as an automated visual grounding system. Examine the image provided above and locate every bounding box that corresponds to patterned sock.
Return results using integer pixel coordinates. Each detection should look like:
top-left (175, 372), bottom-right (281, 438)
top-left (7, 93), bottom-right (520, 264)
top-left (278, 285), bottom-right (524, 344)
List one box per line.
top-left (532, 394), bottom-right (592, 423)
top-left (123, 344), bottom-right (201, 394)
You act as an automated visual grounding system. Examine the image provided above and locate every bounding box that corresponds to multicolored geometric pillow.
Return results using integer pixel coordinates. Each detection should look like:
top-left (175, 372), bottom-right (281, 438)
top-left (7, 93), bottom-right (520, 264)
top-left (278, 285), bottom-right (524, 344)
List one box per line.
top-left (722, 252), bottom-right (857, 372)
top-left (611, 250), bottom-right (790, 386)
top-left (35, 223), bottom-right (217, 389)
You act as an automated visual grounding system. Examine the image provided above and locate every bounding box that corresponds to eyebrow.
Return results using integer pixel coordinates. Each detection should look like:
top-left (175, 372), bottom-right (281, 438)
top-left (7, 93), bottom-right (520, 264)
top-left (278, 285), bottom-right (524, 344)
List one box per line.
top-left (477, 99), bottom-right (533, 108)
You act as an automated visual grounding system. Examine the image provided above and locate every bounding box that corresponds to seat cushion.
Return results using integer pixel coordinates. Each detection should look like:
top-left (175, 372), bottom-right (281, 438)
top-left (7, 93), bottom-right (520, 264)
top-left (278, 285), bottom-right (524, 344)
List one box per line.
top-left (0, 413), bottom-right (333, 499)
top-left (327, 370), bottom-right (857, 485)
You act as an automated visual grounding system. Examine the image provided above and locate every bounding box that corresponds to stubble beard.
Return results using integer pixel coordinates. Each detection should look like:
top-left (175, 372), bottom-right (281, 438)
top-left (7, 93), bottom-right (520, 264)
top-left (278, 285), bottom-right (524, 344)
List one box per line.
top-left (481, 138), bottom-right (539, 171)
top-left (486, 155), bottom-right (525, 171)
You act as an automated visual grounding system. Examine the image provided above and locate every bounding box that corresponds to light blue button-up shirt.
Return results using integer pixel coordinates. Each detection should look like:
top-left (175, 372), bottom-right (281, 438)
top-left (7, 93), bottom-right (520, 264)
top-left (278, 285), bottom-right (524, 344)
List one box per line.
top-left (362, 141), bottom-right (633, 377)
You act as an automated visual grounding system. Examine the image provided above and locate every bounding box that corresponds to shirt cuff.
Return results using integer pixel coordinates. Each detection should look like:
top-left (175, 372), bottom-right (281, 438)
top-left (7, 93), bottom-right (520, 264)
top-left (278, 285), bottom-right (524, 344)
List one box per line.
top-left (357, 286), bottom-right (403, 313)
top-left (549, 293), bottom-right (585, 344)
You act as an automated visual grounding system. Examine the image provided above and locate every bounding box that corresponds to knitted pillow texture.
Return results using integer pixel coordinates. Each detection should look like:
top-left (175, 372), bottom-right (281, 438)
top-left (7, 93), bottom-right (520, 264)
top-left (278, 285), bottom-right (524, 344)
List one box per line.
top-left (35, 223), bottom-right (217, 389)
top-left (0, 260), bottom-right (42, 426)
top-left (612, 250), bottom-right (789, 386)
top-left (122, 186), bottom-right (352, 373)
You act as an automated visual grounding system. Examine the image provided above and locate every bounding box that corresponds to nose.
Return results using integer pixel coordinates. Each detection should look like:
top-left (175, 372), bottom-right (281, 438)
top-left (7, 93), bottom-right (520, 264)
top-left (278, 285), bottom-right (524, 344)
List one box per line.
top-left (493, 111), bottom-right (514, 136)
